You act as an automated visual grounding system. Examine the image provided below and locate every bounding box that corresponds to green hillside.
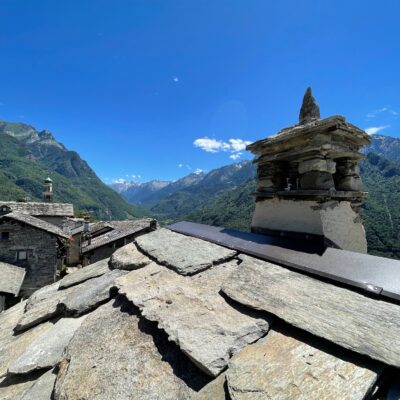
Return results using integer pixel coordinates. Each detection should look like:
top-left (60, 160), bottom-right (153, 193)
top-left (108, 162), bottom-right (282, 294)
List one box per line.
top-left (361, 153), bottom-right (400, 258)
top-left (151, 153), bottom-right (400, 260)
top-left (0, 121), bottom-right (146, 220)
top-left (147, 161), bottom-right (255, 222)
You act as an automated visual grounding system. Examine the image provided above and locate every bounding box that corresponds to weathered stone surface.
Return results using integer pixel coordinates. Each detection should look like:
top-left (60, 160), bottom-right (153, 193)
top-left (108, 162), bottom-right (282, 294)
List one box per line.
top-left (0, 374), bottom-right (37, 400)
top-left (190, 373), bottom-right (227, 400)
top-left (26, 281), bottom-right (61, 311)
top-left (191, 259), bottom-right (239, 291)
top-left (15, 289), bottom-right (68, 331)
top-left (62, 269), bottom-right (126, 314)
top-left (226, 329), bottom-right (381, 400)
top-left (109, 242), bottom-right (151, 270)
top-left (54, 297), bottom-right (209, 400)
top-left (116, 263), bottom-right (270, 376)
top-left (9, 317), bottom-right (85, 374)
top-left (300, 171), bottom-right (335, 190)
top-left (0, 322), bottom-right (52, 378)
top-left (337, 175), bottom-right (362, 191)
top-left (222, 255), bottom-right (400, 368)
top-left (136, 228), bottom-right (237, 275)
top-left (16, 270), bottom-right (126, 331)
top-left (298, 158), bottom-right (336, 175)
top-left (20, 368), bottom-right (57, 400)
top-left (299, 87), bottom-right (320, 124)
top-left (0, 301), bottom-right (26, 346)
top-left (59, 259), bottom-right (111, 289)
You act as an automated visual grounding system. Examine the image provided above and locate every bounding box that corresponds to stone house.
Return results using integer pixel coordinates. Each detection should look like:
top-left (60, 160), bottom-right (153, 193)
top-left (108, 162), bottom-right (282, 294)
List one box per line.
top-left (80, 219), bottom-right (157, 265)
top-left (0, 210), bottom-right (69, 297)
top-left (0, 201), bottom-right (74, 228)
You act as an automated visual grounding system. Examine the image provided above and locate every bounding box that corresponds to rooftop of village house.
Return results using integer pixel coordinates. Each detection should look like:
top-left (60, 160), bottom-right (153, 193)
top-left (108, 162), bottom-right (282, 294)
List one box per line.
top-left (0, 202), bottom-right (74, 217)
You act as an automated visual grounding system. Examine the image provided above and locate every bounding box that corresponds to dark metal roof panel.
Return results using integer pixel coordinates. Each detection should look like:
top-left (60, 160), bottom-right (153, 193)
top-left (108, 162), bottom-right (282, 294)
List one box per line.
top-left (167, 221), bottom-right (400, 302)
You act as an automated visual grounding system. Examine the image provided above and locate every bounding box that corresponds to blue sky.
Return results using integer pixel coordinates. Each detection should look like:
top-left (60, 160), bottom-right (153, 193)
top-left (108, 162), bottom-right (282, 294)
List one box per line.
top-left (0, 1), bottom-right (399, 183)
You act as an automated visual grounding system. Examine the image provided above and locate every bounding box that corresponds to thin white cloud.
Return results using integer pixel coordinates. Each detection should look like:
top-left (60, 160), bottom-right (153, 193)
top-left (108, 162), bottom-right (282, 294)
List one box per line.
top-left (228, 139), bottom-right (250, 152)
top-left (365, 125), bottom-right (390, 135)
top-left (112, 178), bottom-right (128, 184)
top-left (367, 106), bottom-right (398, 119)
top-left (173, 76), bottom-right (179, 82)
top-left (193, 137), bottom-right (230, 153)
top-left (177, 163), bottom-right (183, 168)
top-left (194, 137), bottom-right (251, 160)
top-left (230, 152), bottom-right (242, 160)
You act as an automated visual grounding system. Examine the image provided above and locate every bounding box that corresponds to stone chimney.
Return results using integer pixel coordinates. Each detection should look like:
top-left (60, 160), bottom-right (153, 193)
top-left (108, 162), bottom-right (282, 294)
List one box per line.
top-left (42, 177), bottom-right (53, 202)
top-left (247, 88), bottom-right (371, 253)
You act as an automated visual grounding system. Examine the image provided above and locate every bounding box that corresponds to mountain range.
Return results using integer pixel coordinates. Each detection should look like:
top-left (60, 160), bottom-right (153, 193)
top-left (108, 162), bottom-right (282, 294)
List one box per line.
top-left (0, 120), bottom-right (145, 220)
top-left (112, 134), bottom-right (400, 259)
top-left (0, 116), bottom-right (398, 259)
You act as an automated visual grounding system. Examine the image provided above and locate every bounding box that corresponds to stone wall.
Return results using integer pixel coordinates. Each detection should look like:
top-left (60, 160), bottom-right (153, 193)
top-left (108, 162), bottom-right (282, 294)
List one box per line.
top-left (0, 220), bottom-right (59, 296)
top-left (67, 234), bottom-right (81, 266)
top-left (84, 236), bottom-right (136, 265)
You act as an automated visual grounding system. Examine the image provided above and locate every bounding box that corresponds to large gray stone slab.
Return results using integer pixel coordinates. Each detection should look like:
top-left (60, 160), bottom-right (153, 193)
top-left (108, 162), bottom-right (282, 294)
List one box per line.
top-left (26, 281), bottom-right (60, 311)
top-left (16, 270), bottom-right (126, 331)
top-left (20, 368), bottom-right (57, 400)
top-left (109, 242), bottom-right (151, 270)
top-left (0, 322), bottom-right (52, 378)
top-left (54, 297), bottom-right (209, 400)
top-left (116, 262), bottom-right (270, 376)
top-left (136, 228), bottom-right (237, 275)
top-left (0, 374), bottom-right (37, 400)
top-left (59, 259), bottom-right (111, 289)
top-left (226, 329), bottom-right (381, 400)
top-left (9, 317), bottom-right (86, 374)
top-left (62, 269), bottom-right (127, 314)
top-left (222, 254), bottom-right (400, 368)
top-left (15, 290), bottom-right (69, 332)
top-left (0, 301), bottom-right (26, 347)
top-left (190, 373), bottom-right (227, 400)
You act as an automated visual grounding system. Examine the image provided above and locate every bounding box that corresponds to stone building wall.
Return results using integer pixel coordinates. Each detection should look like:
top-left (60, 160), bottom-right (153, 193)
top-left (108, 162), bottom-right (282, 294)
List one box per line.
top-left (0, 220), bottom-right (58, 296)
top-left (84, 236), bottom-right (135, 265)
top-left (67, 234), bottom-right (82, 266)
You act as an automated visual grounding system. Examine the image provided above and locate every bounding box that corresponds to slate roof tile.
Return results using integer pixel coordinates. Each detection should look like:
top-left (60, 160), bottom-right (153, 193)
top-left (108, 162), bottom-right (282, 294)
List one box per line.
top-left (0, 212), bottom-right (69, 238)
top-left (0, 201), bottom-right (74, 217)
top-left (0, 262), bottom-right (26, 296)
top-left (81, 218), bottom-right (156, 253)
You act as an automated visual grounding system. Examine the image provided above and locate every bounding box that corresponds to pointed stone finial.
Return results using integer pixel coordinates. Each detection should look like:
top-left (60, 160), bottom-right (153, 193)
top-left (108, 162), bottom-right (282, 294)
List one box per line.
top-left (299, 87), bottom-right (320, 124)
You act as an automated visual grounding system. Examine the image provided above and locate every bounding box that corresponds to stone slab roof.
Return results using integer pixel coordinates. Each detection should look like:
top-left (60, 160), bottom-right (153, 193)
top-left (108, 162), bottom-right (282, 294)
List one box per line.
top-left (0, 223), bottom-right (399, 399)
top-left (0, 262), bottom-right (25, 296)
top-left (0, 201), bottom-right (74, 217)
top-left (0, 212), bottom-right (69, 239)
top-left (247, 115), bottom-right (371, 156)
top-left (81, 219), bottom-right (156, 254)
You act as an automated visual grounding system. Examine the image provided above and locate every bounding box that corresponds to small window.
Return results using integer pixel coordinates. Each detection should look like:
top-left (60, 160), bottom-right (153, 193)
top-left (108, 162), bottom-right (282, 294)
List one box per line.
top-left (17, 250), bottom-right (27, 261)
top-left (1, 232), bottom-right (9, 240)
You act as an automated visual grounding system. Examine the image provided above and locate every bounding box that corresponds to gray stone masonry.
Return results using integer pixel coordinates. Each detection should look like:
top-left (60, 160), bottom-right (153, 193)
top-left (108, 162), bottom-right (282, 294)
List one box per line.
top-left (0, 220), bottom-right (59, 297)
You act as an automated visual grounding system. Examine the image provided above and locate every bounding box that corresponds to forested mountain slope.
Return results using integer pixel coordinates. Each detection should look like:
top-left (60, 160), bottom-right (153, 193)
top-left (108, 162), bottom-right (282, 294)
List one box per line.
top-left (184, 152), bottom-right (400, 259)
top-left (0, 120), bottom-right (146, 220)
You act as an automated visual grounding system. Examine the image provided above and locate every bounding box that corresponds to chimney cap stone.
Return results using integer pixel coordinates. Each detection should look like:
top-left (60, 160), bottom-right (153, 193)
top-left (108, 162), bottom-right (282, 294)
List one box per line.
top-left (299, 87), bottom-right (320, 124)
